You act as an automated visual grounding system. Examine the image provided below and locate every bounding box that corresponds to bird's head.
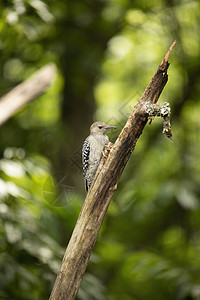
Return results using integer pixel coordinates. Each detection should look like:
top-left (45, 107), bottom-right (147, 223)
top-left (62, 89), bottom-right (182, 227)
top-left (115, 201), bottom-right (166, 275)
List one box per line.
top-left (90, 121), bottom-right (117, 135)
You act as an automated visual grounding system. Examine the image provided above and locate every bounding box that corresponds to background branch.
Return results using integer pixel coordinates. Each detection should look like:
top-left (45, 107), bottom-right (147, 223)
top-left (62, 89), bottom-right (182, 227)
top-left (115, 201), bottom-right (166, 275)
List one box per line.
top-left (0, 63), bottom-right (57, 126)
top-left (49, 41), bottom-right (176, 300)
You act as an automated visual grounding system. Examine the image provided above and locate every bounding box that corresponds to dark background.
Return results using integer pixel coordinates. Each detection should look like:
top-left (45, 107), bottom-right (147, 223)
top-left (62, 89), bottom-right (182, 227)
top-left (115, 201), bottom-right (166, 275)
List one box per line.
top-left (0, 0), bottom-right (200, 299)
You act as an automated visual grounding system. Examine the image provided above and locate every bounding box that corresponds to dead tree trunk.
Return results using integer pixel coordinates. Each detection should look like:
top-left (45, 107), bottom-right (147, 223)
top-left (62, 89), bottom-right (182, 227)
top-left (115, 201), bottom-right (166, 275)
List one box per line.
top-left (49, 41), bottom-right (176, 300)
top-left (0, 63), bottom-right (56, 126)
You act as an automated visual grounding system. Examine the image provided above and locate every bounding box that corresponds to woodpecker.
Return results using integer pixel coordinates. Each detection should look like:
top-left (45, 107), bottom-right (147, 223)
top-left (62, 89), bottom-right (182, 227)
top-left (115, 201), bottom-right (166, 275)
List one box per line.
top-left (82, 121), bottom-right (117, 192)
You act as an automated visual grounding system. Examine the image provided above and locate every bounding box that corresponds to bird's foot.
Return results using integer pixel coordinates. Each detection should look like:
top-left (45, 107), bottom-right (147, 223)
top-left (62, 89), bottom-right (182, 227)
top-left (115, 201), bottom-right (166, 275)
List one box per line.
top-left (102, 142), bottom-right (113, 160)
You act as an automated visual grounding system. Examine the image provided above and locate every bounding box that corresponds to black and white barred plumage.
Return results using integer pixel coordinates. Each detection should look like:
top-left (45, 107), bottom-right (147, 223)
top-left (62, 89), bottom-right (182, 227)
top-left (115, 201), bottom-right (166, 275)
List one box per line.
top-left (82, 137), bottom-right (90, 191)
top-left (82, 122), bottom-right (117, 192)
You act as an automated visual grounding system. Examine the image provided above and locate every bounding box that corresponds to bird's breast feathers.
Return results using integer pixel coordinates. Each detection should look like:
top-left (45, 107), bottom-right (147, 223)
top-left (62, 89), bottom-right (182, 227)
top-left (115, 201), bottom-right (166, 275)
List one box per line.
top-left (88, 134), bottom-right (109, 162)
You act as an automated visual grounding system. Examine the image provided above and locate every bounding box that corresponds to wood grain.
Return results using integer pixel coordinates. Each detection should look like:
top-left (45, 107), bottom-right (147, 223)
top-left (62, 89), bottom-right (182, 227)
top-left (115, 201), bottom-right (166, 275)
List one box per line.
top-left (49, 41), bottom-right (176, 300)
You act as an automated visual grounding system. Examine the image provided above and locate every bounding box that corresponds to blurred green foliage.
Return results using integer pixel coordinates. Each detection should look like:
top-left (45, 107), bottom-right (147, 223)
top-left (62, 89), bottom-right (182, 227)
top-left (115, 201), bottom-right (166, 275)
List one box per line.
top-left (0, 0), bottom-right (200, 299)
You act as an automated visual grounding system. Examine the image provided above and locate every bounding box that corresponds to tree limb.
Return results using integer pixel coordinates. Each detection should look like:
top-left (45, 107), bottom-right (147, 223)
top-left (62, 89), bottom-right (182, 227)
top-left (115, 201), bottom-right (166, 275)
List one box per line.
top-left (0, 63), bottom-right (57, 126)
top-left (49, 41), bottom-right (176, 300)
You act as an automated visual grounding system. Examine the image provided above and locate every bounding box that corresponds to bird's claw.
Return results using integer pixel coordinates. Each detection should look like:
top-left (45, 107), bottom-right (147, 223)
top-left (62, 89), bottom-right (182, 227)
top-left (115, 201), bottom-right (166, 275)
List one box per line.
top-left (102, 142), bottom-right (113, 160)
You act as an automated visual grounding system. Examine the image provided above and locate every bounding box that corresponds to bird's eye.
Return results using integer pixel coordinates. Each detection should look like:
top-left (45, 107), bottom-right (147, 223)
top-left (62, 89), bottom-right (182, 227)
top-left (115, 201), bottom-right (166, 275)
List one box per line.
top-left (98, 126), bottom-right (102, 129)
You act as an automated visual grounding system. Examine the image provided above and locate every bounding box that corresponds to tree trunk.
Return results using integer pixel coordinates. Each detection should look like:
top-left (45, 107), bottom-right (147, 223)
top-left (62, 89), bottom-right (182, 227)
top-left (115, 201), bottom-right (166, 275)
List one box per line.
top-left (49, 41), bottom-right (176, 300)
top-left (0, 64), bottom-right (56, 126)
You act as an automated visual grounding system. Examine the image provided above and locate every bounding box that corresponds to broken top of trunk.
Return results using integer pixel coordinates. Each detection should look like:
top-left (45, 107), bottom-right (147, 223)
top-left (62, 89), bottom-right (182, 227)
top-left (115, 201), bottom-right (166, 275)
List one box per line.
top-left (49, 41), bottom-right (176, 300)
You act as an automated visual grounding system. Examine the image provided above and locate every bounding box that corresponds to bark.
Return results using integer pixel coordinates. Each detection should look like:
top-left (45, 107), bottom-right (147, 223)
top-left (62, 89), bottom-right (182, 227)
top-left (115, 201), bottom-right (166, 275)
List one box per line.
top-left (49, 41), bottom-right (176, 300)
top-left (0, 63), bottom-right (56, 126)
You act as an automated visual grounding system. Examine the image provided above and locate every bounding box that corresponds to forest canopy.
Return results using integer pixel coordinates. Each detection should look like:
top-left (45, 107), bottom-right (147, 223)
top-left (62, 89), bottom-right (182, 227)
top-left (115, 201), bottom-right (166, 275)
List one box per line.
top-left (0, 0), bottom-right (200, 299)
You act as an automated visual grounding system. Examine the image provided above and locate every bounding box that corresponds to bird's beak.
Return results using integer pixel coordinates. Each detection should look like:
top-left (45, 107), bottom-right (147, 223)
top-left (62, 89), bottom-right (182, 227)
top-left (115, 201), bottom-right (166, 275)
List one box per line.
top-left (105, 126), bottom-right (117, 130)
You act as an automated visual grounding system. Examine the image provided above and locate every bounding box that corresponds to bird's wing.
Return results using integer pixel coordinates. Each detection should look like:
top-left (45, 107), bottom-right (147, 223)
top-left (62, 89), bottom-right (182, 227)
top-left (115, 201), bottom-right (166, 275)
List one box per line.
top-left (82, 137), bottom-right (90, 177)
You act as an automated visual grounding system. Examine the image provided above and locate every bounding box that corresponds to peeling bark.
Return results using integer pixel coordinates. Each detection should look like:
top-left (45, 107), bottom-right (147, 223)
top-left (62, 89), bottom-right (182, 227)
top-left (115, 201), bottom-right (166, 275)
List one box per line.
top-left (49, 41), bottom-right (176, 300)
